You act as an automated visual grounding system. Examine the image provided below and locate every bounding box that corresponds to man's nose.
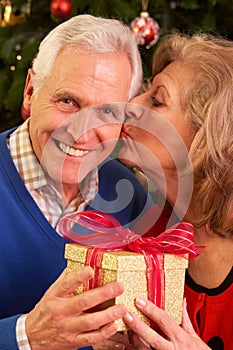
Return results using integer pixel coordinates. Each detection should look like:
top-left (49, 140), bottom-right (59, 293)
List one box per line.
top-left (66, 110), bottom-right (98, 142)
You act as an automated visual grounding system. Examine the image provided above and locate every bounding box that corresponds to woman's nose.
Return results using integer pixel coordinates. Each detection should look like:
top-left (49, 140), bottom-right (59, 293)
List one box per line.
top-left (124, 102), bottom-right (145, 123)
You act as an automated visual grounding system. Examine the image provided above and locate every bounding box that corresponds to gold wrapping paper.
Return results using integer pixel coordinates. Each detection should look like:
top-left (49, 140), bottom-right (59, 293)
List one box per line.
top-left (65, 243), bottom-right (188, 331)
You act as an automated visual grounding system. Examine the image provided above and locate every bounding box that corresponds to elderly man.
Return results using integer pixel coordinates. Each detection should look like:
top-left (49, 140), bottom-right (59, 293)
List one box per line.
top-left (0, 14), bottom-right (151, 350)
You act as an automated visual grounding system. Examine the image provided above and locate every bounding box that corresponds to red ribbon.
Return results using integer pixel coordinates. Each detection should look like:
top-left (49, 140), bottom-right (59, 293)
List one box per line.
top-left (59, 210), bottom-right (203, 310)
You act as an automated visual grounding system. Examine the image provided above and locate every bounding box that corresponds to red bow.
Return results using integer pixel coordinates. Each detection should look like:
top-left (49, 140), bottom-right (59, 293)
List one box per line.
top-left (59, 210), bottom-right (203, 309)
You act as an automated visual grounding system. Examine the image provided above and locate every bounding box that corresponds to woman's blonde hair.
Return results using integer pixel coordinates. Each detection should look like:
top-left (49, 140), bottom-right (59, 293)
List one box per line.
top-left (152, 32), bottom-right (233, 237)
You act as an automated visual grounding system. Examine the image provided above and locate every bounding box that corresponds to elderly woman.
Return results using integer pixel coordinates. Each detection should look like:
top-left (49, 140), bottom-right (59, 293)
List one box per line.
top-left (120, 33), bottom-right (233, 350)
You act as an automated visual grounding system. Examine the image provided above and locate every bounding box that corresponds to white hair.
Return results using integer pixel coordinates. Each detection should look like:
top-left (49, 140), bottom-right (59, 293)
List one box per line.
top-left (32, 14), bottom-right (142, 99)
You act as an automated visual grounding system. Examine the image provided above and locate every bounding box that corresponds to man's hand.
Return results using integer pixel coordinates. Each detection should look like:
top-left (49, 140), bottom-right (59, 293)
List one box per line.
top-left (26, 267), bottom-right (127, 349)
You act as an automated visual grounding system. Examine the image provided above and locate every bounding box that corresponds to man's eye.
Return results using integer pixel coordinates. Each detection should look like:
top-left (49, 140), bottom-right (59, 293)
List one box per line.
top-left (56, 98), bottom-right (79, 113)
top-left (101, 108), bottom-right (114, 116)
top-left (151, 96), bottom-right (163, 107)
top-left (61, 98), bottom-right (73, 105)
top-left (95, 105), bottom-right (124, 122)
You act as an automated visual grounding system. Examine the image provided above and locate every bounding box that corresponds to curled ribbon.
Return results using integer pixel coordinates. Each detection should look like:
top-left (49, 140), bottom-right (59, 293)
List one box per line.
top-left (59, 210), bottom-right (203, 311)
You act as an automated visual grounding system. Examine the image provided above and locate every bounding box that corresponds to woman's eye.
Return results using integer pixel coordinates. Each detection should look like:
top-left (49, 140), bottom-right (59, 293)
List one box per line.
top-left (151, 96), bottom-right (163, 107)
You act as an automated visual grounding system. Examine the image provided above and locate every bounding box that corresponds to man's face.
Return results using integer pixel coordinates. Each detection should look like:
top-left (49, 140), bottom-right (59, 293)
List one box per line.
top-left (24, 48), bottom-right (132, 198)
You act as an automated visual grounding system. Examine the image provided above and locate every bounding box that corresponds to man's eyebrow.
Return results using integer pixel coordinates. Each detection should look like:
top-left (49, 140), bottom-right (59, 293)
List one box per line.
top-left (53, 91), bottom-right (82, 104)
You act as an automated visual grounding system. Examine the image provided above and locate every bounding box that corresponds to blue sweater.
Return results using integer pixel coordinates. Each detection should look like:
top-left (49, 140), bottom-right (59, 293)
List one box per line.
top-left (0, 128), bottom-right (152, 350)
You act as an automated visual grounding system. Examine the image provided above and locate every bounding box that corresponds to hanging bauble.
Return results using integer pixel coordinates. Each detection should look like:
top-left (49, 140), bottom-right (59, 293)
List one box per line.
top-left (50, 0), bottom-right (73, 19)
top-left (130, 11), bottom-right (160, 49)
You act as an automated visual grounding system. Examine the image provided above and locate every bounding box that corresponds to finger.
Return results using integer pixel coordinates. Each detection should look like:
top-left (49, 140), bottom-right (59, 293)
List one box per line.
top-left (43, 279), bottom-right (125, 322)
top-left (74, 321), bottom-right (119, 347)
top-left (134, 297), bottom-right (183, 340)
top-left (109, 332), bottom-right (132, 347)
top-left (123, 310), bottom-right (170, 350)
top-left (128, 332), bottom-right (151, 349)
top-left (68, 303), bottom-right (127, 333)
top-left (47, 267), bottom-right (94, 297)
top-left (182, 298), bottom-right (198, 336)
top-left (49, 287), bottom-right (126, 336)
top-left (71, 280), bottom-right (124, 313)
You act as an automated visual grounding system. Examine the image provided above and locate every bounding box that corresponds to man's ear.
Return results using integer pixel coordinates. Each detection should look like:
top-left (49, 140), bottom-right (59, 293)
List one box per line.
top-left (21, 68), bottom-right (34, 120)
top-left (24, 68), bottom-right (34, 101)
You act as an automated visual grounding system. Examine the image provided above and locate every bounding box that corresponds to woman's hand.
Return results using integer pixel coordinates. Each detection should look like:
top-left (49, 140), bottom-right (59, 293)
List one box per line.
top-left (123, 298), bottom-right (211, 350)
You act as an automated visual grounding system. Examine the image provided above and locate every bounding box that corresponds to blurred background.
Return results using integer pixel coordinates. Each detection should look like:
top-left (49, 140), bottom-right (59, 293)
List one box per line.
top-left (0, 0), bottom-right (232, 131)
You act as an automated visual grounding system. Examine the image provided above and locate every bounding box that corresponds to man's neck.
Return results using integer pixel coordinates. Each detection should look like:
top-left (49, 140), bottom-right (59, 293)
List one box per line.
top-left (47, 177), bottom-right (80, 207)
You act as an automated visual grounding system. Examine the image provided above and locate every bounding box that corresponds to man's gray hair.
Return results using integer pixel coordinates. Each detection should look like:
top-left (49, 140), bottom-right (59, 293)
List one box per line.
top-left (32, 14), bottom-right (143, 99)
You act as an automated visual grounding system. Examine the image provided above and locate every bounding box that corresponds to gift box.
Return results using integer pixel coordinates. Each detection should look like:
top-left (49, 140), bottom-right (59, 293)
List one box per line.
top-left (60, 210), bottom-right (201, 332)
top-left (65, 243), bottom-right (188, 331)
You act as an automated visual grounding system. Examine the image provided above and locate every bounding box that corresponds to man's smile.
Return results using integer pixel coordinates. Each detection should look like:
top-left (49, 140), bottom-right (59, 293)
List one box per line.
top-left (58, 141), bottom-right (89, 157)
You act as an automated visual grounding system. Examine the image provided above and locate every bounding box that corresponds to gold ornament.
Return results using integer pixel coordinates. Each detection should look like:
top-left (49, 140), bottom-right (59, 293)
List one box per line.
top-left (0, 1), bottom-right (25, 27)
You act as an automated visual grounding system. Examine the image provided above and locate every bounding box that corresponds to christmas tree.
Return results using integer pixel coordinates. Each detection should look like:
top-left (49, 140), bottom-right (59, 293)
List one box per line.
top-left (0, 0), bottom-right (232, 131)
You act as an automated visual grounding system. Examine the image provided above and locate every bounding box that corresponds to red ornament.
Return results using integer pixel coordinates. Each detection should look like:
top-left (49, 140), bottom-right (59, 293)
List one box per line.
top-left (130, 11), bottom-right (160, 49)
top-left (50, 0), bottom-right (73, 19)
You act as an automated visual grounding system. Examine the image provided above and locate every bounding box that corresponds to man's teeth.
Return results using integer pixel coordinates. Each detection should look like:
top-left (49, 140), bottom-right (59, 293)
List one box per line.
top-left (58, 142), bottom-right (89, 157)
